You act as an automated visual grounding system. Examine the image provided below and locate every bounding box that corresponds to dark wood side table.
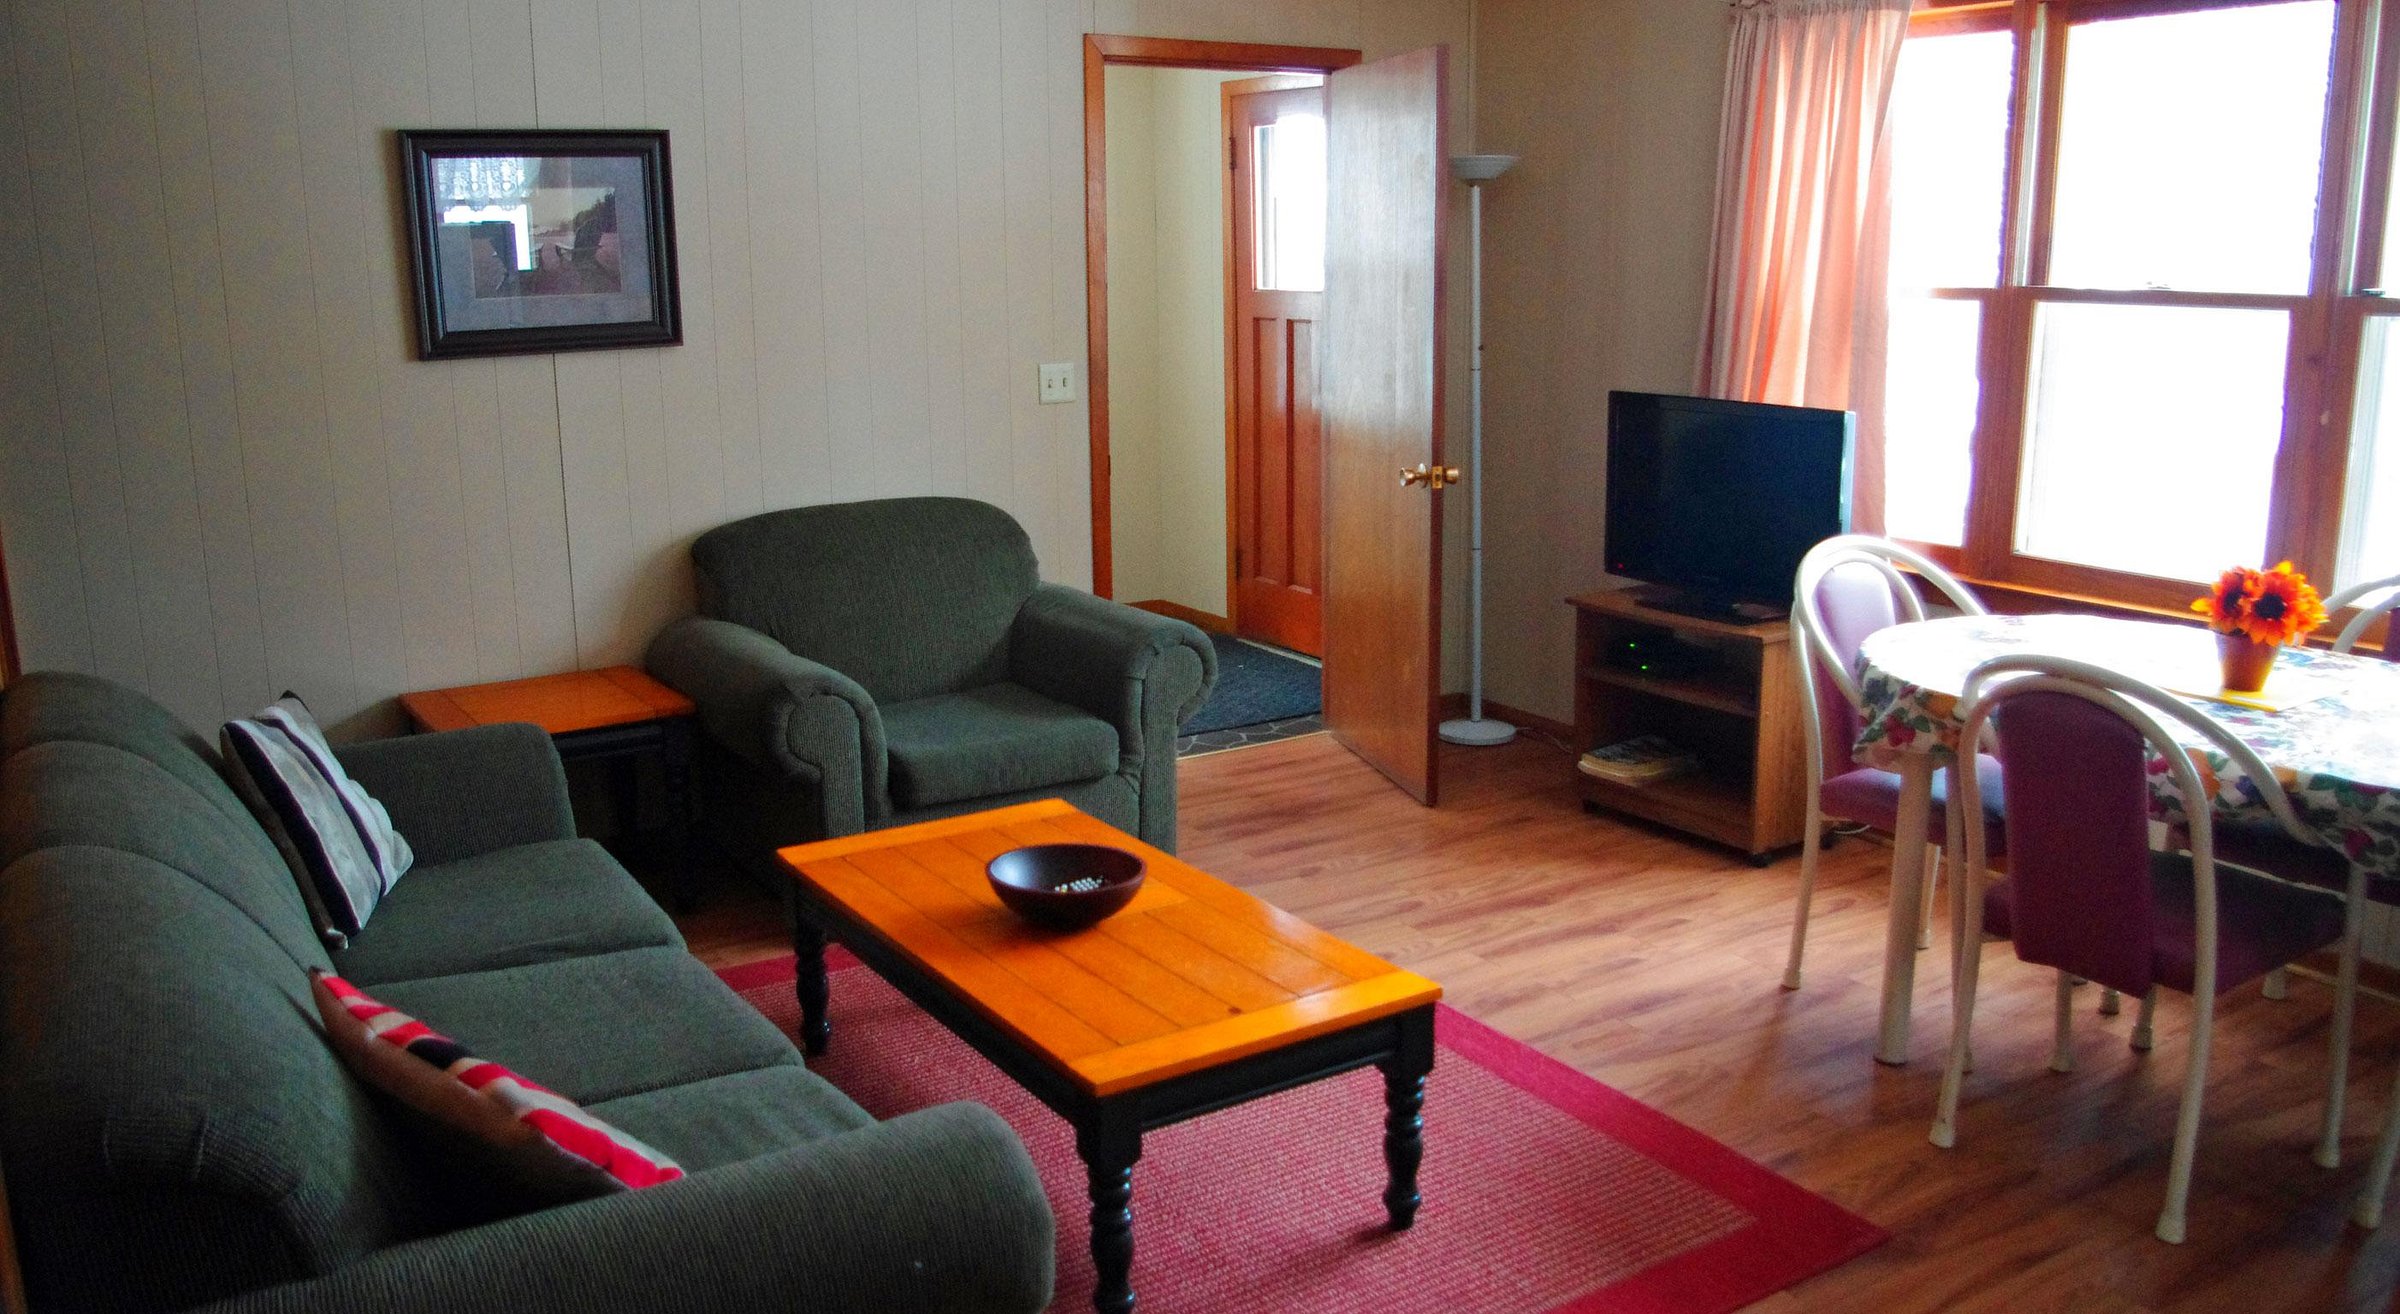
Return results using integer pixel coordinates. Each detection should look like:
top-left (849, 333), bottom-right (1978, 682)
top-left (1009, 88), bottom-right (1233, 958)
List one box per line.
top-left (400, 665), bottom-right (700, 911)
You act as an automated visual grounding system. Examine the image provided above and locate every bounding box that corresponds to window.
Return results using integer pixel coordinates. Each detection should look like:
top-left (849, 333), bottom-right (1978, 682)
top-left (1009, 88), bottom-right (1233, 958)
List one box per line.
top-left (1251, 111), bottom-right (1327, 292)
top-left (1877, 0), bottom-right (2400, 611)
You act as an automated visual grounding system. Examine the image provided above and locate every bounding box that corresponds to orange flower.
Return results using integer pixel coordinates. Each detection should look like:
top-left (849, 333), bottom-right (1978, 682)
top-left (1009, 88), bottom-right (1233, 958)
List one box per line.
top-left (2190, 561), bottom-right (2326, 647)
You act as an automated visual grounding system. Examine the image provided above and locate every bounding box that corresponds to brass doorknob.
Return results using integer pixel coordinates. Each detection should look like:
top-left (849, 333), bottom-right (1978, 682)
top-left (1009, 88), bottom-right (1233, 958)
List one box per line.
top-left (1399, 464), bottom-right (1463, 489)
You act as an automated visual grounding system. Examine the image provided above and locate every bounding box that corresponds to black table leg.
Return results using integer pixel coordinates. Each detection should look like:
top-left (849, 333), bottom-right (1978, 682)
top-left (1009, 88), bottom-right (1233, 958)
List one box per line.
top-left (794, 921), bottom-right (831, 1056)
top-left (1077, 1110), bottom-right (1142, 1314)
top-left (1380, 1006), bottom-right (1435, 1231)
top-left (660, 719), bottom-right (699, 913)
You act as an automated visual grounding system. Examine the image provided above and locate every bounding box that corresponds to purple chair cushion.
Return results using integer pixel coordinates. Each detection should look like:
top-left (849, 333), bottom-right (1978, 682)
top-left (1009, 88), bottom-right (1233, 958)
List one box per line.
top-left (1989, 692), bottom-right (2158, 994)
top-left (1819, 753), bottom-right (2008, 856)
top-left (1984, 852), bottom-right (2348, 997)
top-left (1810, 564), bottom-right (1901, 780)
top-left (2212, 819), bottom-right (2400, 904)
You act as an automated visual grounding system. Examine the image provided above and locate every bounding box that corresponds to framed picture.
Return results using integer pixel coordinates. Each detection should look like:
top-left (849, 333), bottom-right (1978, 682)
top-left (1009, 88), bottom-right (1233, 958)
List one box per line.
top-left (398, 129), bottom-right (681, 359)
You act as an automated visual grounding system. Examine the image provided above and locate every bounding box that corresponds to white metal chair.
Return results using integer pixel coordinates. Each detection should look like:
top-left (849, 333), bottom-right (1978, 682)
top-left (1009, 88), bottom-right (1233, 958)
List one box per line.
top-left (2217, 569), bottom-right (2400, 1169)
top-left (2327, 572), bottom-right (2400, 658)
top-left (2332, 575), bottom-right (2400, 1226)
top-left (1930, 654), bottom-right (2349, 1244)
top-left (1784, 535), bottom-right (1998, 990)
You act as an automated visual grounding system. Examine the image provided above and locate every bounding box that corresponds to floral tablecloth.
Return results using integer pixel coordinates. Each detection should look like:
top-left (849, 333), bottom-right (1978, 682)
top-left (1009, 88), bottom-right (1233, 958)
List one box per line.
top-left (1855, 613), bottom-right (2400, 876)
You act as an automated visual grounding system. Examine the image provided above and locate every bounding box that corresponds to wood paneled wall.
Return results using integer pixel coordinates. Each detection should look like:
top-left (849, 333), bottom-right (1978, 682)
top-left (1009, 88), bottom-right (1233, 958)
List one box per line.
top-left (0, 0), bottom-right (1470, 735)
top-left (1470, 0), bottom-right (1730, 727)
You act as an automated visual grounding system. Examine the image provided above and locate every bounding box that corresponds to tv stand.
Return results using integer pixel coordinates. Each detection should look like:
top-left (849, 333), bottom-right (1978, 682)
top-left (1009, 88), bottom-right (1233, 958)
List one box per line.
top-left (1566, 587), bottom-right (1808, 864)
top-left (1630, 585), bottom-right (1788, 625)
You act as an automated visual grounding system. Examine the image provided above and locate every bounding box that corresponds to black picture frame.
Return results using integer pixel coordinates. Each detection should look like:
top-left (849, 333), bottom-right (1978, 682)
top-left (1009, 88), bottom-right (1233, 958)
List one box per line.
top-left (398, 129), bottom-right (681, 359)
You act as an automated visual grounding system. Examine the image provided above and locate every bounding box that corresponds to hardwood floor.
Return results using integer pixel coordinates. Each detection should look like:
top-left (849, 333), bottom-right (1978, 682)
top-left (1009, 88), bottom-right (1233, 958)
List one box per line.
top-left (675, 732), bottom-right (2400, 1313)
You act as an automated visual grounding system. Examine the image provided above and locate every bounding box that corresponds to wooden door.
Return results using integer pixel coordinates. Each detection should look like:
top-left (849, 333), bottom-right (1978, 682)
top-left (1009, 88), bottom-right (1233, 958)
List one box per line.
top-left (1227, 79), bottom-right (1327, 657)
top-left (1322, 47), bottom-right (1447, 806)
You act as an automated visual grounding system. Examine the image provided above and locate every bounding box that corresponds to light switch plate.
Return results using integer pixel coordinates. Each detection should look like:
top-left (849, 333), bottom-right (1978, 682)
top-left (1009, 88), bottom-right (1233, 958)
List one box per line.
top-left (1038, 362), bottom-right (1076, 405)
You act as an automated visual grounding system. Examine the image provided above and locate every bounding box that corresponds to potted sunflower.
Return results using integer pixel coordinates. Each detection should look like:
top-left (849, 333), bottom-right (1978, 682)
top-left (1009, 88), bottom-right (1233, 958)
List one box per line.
top-left (2191, 561), bottom-right (2328, 692)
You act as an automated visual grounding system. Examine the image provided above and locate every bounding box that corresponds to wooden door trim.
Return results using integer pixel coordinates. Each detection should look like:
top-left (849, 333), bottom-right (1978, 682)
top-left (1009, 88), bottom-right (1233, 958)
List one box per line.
top-left (0, 531), bottom-right (21, 685)
top-left (1083, 34), bottom-right (1361, 598)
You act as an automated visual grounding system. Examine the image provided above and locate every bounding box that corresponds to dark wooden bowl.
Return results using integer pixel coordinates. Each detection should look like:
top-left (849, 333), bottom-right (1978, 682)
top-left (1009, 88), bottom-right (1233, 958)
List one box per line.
top-left (986, 843), bottom-right (1146, 930)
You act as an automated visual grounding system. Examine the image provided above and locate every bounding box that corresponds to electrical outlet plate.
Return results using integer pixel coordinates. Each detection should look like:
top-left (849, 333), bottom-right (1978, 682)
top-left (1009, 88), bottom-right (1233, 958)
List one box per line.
top-left (1038, 363), bottom-right (1076, 405)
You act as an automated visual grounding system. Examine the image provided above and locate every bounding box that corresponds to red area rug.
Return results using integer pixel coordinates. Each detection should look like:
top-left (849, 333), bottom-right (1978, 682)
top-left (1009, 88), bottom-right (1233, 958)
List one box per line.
top-left (720, 953), bottom-right (1882, 1313)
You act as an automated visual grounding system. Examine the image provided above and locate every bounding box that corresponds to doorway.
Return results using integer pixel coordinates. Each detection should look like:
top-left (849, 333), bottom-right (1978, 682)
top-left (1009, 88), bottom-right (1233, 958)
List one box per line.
top-left (1084, 38), bottom-right (1357, 657)
top-left (1085, 35), bottom-right (1454, 805)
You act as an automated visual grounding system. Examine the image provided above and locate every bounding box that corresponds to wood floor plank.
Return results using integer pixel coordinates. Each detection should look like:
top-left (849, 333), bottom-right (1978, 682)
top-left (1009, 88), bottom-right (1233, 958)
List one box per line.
top-left (690, 732), bottom-right (2400, 1313)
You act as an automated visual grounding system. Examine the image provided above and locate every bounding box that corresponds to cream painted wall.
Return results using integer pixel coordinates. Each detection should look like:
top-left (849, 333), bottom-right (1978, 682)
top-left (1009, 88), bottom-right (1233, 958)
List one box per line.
top-left (0, 0), bottom-right (1474, 736)
top-left (1469, 0), bottom-right (1731, 727)
top-left (1105, 65), bottom-right (1244, 618)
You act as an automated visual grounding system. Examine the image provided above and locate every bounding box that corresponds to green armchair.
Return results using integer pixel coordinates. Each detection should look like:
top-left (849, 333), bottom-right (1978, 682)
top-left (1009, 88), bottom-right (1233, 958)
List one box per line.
top-left (648, 498), bottom-right (1217, 855)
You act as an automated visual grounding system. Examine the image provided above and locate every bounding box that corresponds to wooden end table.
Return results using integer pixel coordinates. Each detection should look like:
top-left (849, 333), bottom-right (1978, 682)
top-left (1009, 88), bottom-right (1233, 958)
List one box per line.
top-left (778, 800), bottom-right (1441, 1314)
top-left (400, 665), bottom-right (700, 911)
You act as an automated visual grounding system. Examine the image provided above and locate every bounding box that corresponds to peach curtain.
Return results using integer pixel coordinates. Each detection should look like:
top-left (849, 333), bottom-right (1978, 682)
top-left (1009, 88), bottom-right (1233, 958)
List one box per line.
top-left (1694, 0), bottom-right (1910, 533)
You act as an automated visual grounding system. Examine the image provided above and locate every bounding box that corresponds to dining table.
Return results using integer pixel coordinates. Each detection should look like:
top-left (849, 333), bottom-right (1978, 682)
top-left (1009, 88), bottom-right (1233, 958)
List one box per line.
top-left (1848, 612), bottom-right (2400, 1088)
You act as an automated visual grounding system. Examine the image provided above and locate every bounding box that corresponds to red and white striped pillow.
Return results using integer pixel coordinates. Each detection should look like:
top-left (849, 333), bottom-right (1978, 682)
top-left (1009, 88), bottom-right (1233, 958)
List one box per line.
top-left (312, 973), bottom-right (683, 1199)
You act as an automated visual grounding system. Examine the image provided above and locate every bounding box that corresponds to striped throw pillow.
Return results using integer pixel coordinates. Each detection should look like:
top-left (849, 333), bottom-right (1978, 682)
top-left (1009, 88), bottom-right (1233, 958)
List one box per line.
top-left (222, 695), bottom-right (413, 948)
top-left (313, 973), bottom-right (684, 1200)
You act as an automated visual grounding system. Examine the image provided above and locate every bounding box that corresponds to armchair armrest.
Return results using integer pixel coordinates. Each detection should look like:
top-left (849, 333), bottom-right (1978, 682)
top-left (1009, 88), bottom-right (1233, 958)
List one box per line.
top-left (1010, 586), bottom-right (1215, 850)
top-left (334, 724), bottom-right (575, 866)
top-left (648, 616), bottom-right (889, 834)
top-left (190, 1102), bottom-right (1054, 1314)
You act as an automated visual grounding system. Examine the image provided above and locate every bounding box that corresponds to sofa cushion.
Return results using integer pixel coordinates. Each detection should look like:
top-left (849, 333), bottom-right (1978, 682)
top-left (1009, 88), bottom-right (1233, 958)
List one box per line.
top-left (332, 838), bottom-right (680, 987)
top-left (224, 695), bottom-right (415, 947)
top-left (690, 497), bottom-right (1039, 705)
top-left (314, 974), bottom-right (685, 1201)
top-left (373, 947), bottom-right (802, 1106)
top-left (0, 847), bottom-right (426, 1312)
top-left (882, 682), bottom-right (1119, 810)
top-left (0, 739), bottom-right (330, 972)
top-left (584, 1067), bottom-right (874, 1173)
top-left (0, 669), bottom-right (256, 832)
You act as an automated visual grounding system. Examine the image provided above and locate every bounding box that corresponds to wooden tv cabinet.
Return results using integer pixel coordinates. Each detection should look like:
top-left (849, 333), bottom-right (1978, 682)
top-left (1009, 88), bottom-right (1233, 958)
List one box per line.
top-left (1565, 588), bottom-right (1808, 865)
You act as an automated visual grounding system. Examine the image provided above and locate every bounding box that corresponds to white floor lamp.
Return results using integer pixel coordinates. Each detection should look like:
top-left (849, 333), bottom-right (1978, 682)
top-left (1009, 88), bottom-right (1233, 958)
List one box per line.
top-left (1439, 152), bottom-right (1518, 747)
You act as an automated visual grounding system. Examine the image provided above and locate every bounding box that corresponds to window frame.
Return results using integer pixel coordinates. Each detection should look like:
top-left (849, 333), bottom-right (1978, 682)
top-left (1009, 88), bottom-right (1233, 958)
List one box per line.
top-left (1891, 0), bottom-right (2395, 614)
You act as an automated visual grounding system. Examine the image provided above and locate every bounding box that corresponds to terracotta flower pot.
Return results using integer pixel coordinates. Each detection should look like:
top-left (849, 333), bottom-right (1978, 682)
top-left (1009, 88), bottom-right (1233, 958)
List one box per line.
top-left (2218, 632), bottom-right (2280, 693)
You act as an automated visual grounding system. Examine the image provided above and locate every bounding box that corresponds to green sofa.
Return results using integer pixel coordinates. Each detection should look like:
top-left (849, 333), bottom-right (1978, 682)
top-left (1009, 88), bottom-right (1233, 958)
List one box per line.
top-left (0, 672), bottom-right (1053, 1313)
top-left (648, 497), bottom-right (1217, 856)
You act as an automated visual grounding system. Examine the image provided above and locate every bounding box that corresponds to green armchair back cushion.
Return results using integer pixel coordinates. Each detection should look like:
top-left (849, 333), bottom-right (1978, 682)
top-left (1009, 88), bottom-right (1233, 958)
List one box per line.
top-left (692, 496), bottom-right (1037, 706)
top-left (654, 497), bottom-right (1216, 853)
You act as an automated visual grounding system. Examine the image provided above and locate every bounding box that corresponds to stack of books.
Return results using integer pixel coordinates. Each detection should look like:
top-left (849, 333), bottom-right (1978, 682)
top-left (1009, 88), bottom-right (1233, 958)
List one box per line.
top-left (1577, 735), bottom-right (1700, 786)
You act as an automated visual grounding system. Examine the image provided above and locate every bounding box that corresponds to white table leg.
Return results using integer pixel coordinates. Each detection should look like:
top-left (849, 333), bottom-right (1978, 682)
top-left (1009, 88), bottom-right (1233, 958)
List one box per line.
top-left (1876, 754), bottom-right (1937, 1066)
top-left (2319, 864), bottom-right (2370, 1169)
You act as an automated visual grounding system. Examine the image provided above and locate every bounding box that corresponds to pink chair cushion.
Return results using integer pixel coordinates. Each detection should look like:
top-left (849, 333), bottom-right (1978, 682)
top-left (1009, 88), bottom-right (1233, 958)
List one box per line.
top-left (1989, 689), bottom-right (2351, 997)
top-left (2212, 819), bottom-right (2400, 904)
top-left (1819, 754), bottom-right (2008, 856)
top-left (1810, 564), bottom-right (1900, 779)
top-left (1989, 692), bottom-right (2158, 993)
top-left (1983, 853), bottom-right (2347, 997)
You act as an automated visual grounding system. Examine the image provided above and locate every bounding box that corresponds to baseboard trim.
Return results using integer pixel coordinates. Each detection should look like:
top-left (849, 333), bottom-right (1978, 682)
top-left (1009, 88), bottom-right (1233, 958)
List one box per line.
top-left (1438, 693), bottom-right (1576, 744)
top-left (1130, 600), bottom-right (1233, 634)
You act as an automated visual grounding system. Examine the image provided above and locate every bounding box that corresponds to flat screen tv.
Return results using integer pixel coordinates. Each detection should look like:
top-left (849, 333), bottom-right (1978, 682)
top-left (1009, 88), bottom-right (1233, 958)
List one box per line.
top-left (1604, 391), bottom-right (1854, 619)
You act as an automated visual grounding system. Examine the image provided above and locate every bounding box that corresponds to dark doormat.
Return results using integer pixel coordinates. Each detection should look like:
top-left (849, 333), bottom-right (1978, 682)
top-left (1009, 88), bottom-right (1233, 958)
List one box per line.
top-left (1180, 634), bottom-right (1321, 736)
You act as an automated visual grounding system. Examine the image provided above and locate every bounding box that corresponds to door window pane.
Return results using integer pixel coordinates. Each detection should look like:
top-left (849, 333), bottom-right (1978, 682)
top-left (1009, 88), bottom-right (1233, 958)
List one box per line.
top-left (2048, 2), bottom-right (2333, 294)
top-left (2016, 302), bottom-right (2288, 581)
top-left (2340, 316), bottom-right (2400, 588)
top-left (1253, 112), bottom-right (1326, 292)
top-left (1883, 296), bottom-right (1982, 546)
top-left (1888, 29), bottom-right (2013, 291)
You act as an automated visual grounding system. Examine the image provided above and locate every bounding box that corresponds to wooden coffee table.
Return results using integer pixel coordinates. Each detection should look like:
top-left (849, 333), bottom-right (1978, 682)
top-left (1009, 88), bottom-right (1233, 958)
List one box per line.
top-left (777, 800), bottom-right (1441, 1314)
